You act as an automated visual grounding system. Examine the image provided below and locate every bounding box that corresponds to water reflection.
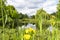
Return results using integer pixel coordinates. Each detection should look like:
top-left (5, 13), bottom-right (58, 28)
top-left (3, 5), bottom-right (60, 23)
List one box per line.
top-left (21, 23), bottom-right (36, 30)
top-left (47, 26), bottom-right (56, 32)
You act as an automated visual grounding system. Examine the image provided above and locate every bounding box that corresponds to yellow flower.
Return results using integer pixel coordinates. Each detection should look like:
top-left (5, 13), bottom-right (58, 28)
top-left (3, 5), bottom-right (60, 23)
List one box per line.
top-left (25, 27), bottom-right (36, 34)
top-left (33, 30), bottom-right (36, 33)
top-left (29, 27), bottom-right (33, 32)
top-left (25, 29), bottom-right (29, 33)
top-left (24, 34), bottom-right (31, 40)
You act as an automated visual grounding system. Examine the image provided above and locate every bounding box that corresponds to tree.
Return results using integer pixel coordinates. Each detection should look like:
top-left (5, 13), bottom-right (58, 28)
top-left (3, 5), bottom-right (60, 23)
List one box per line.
top-left (0, 0), bottom-right (7, 27)
top-left (5, 5), bottom-right (20, 28)
top-left (23, 14), bottom-right (29, 19)
top-left (31, 15), bottom-right (35, 19)
top-left (56, 0), bottom-right (60, 20)
top-left (0, 0), bottom-right (20, 28)
top-left (18, 13), bottom-right (24, 19)
top-left (35, 8), bottom-right (49, 34)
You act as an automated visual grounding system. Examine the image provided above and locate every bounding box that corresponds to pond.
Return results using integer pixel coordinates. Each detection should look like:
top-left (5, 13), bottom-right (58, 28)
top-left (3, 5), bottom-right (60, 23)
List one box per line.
top-left (21, 23), bottom-right (36, 30)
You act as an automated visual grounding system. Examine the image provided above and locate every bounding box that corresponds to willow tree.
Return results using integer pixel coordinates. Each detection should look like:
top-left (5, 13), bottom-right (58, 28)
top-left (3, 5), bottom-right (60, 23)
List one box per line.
top-left (0, 0), bottom-right (12, 28)
top-left (55, 0), bottom-right (60, 40)
top-left (5, 5), bottom-right (20, 28)
top-left (0, 0), bottom-right (7, 40)
top-left (56, 0), bottom-right (60, 20)
top-left (55, 0), bottom-right (60, 29)
top-left (49, 0), bottom-right (60, 40)
top-left (35, 8), bottom-right (48, 34)
top-left (0, 0), bottom-right (6, 26)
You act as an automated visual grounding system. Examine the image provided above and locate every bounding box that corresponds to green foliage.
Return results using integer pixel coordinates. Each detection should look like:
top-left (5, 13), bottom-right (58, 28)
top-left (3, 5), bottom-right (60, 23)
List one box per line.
top-left (18, 13), bottom-right (29, 19)
top-left (31, 15), bottom-right (35, 19)
top-left (56, 0), bottom-right (60, 20)
top-left (35, 8), bottom-right (49, 29)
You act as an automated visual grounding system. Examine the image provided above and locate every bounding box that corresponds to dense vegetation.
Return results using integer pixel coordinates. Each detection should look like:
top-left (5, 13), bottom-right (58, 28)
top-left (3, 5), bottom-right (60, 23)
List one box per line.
top-left (0, 0), bottom-right (60, 40)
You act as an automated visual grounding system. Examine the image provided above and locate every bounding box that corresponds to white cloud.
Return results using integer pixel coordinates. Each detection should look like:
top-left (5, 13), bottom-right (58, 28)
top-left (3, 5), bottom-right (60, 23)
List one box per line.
top-left (43, 0), bottom-right (58, 14)
top-left (17, 8), bottom-right (36, 16)
top-left (6, 0), bottom-right (58, 16)
top-left (43, 0), bottom-right (57, 7)
top-left (43, 5), bottom-right (57, 14)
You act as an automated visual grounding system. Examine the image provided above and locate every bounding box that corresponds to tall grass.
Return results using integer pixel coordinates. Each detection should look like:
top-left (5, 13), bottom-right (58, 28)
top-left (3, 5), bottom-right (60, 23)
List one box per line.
top-left (0, 26), bottom-right (60, 40)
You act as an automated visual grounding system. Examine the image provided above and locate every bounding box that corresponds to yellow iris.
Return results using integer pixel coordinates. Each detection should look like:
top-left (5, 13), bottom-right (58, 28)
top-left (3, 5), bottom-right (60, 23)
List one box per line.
top-left (33, 30), bottom-right (36, 33)
top-left (25, 27), bottom-right (36, 33)
top-left (29, 27), bottom-right (33, 32)
top-left (25, 29), bottom-right (29, 33)
top-left (24, 34), bottom-right (31, 40)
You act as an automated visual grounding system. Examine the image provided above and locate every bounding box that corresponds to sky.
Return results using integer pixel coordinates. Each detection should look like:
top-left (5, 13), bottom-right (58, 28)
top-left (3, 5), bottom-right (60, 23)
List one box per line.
top-left (6, 0), bottom-right (58, 16)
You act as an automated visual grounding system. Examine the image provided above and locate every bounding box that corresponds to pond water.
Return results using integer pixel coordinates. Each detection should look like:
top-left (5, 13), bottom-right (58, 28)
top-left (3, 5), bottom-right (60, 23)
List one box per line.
top-left (21, 23), bottom-right (36, 30)
top-left (47, 26), bottom-right (56, 32)
top-left (19, 23), bottom-right (54, 32)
